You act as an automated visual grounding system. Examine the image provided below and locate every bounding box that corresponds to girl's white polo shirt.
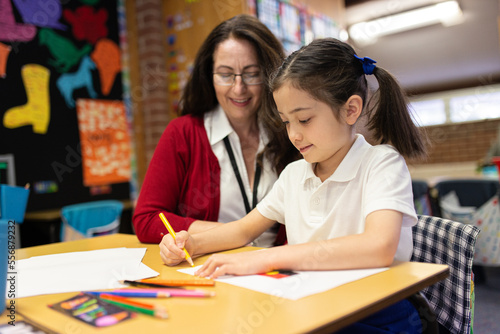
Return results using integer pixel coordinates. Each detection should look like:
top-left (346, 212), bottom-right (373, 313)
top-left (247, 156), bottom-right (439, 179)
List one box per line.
top-left (256, 134), bottom-right (417, 262)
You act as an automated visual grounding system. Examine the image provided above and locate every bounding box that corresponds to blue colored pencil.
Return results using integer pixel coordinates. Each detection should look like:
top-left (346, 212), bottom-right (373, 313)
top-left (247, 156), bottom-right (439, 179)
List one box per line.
top-left (86, 291), bottom-right (171, 298)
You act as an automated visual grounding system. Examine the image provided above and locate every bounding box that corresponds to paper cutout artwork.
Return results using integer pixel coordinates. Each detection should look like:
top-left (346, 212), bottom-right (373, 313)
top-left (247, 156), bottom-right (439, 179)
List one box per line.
top-left (3, 64), bottom-right (50, 134)
top-left (56, 56), bottom-right (97, 108)
top-left (63, 6), bottom-right (108, 45)
top-left (91, 39), bottom-right (121, 95)
top-left (0, 42), bottom-right (11, 77)
top-left (12, 0), bottom-right (66, 30)
top-left (38, 28), bottom-right (92, 73)
top-left (0, 0), bottom-right (36, 42)
top-left (77, 99), bottom-right (131, 186)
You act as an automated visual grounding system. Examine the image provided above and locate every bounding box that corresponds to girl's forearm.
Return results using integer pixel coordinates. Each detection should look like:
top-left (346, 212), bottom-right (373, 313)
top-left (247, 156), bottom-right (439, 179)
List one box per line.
top-left (265, 235), bottom-right (397, 272)
top-left (269, 211), bottom-right (402, 271)
top-left (187, 220), bottom-right (223, 234)
top-left (191, 209), bottom-right (275, 257)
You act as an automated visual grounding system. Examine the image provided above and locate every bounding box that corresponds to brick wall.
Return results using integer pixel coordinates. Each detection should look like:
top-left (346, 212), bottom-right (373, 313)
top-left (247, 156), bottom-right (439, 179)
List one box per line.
top-left (127, 0), bottom-right (170, 186)
top-left (417, 119), bottom-right (500, 164)
top-left (134, 0), bottom-right (169, 163)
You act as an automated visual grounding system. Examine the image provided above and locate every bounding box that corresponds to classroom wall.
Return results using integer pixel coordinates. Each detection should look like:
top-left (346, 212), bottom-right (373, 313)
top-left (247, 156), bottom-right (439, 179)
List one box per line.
top-left (406, 119), bottom-right (500, 183)
top-left (126, 0), bottom-right (168, 189)
top-left (127, 1), bottom-right (496, 190)
top-left (422, 119), bottom-right (500, 164)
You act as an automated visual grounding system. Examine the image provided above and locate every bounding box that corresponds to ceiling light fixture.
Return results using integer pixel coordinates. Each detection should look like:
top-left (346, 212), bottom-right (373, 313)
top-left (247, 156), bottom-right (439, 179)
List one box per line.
top-left (348, 1), bottom-right (464, 46)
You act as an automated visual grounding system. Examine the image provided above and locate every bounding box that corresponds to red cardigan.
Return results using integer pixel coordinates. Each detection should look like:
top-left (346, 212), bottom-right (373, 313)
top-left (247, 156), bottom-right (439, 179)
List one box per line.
top-left (133, 115), bottom-right (221, 243)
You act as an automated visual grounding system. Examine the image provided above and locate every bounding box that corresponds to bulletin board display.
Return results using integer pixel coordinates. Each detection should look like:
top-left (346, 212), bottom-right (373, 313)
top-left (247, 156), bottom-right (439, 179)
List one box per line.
top-left (255, 0), bottom-right (341, 55)
top-left (0, 0), bottom-right (131, 211)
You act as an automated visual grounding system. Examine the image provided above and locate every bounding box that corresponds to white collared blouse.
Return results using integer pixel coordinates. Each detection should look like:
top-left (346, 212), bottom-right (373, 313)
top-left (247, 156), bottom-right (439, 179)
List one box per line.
top-left (204, 106), bottom-right (279, 247)
top-left (257, 134), bottom-right (417, 261)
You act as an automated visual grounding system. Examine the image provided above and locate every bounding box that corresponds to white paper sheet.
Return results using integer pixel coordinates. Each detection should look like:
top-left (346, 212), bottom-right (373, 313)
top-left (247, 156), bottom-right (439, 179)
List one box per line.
top-left (12, 248), bottom-right (159, 298)
top-left (179, 265), bottom-right (387, 300)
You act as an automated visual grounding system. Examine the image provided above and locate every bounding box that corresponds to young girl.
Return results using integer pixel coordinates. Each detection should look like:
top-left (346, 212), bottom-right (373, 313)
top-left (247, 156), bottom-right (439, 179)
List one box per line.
top-left (160, 38), bottom-right (428, 333)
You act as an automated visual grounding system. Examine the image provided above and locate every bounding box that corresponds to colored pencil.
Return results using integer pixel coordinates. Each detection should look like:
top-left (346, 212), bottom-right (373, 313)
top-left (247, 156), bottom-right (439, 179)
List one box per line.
top-left (120, 280), bottom-right (182, 289)
top-left (86, 291), bottom-right (171, 298)
top-left (139, 278), bottom-right (215, 287)
top-left (102, 299), bottom-right (168, 319)
top-left (113, 288), bottom-right (215, 298)
top-left (159, 212), bottom-right (194, 267)
top-left (99, 294), bottom-right (157, 309)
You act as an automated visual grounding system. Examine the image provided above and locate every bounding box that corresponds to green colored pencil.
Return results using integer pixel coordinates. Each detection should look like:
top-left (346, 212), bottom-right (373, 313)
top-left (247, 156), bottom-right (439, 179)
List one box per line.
top-left (103, 299), bottom-right (168, 319)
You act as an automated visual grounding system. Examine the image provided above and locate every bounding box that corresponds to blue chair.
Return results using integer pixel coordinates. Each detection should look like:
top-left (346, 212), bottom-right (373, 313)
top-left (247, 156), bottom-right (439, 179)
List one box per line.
top-left (0, 184), bottom-right (30, 248)
top-left (60, 200), bottom-right (123, 241)
top-left (431, 179), bottom-right (499, 217)
top-left (412, 179), bottom-right (432, 215)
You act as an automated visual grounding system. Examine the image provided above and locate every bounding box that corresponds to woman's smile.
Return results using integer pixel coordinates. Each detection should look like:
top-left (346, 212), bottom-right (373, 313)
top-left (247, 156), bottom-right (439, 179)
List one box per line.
top-left (230, 97), bottom-right (252, 107)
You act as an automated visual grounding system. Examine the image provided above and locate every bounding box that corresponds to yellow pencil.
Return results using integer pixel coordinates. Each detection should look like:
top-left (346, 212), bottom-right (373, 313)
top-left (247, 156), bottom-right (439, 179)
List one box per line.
top-left (159, 213), bottom-right (194, 267)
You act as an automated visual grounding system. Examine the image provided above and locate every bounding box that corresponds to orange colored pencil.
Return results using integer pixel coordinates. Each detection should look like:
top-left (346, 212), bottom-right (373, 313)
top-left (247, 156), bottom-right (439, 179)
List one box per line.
top-left (139, 278), bottom-right (215, 287)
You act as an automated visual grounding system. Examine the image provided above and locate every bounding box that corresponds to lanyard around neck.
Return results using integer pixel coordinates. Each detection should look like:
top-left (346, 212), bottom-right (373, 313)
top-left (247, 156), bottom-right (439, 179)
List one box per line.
top-left (223, 136), bottom-right (262, 214)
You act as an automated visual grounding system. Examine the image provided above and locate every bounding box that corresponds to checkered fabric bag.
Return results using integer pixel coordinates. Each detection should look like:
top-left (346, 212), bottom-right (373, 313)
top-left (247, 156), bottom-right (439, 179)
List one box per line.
top-left (411, 215), bottom-right (480, 334)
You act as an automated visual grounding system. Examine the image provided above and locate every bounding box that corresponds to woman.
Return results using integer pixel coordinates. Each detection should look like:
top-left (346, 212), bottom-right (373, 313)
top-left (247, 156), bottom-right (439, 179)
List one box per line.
top-left (132, 14), bottom-right (299, 245)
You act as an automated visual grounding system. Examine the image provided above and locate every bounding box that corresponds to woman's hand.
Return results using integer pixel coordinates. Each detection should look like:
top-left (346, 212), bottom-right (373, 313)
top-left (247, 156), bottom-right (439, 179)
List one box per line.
top-left (159, 230), bottom-right (193, 266)
top-left (195, 249), bottom-right (274, 279)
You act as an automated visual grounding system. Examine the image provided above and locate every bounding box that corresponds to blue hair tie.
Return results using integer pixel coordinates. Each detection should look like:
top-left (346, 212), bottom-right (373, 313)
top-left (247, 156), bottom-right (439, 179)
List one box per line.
top-left (354, 54), bottom-right (377, 75)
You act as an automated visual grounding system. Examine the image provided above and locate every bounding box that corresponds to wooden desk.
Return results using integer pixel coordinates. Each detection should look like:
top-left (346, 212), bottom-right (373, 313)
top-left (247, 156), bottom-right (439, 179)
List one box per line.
top-left (11, 234), bottom-right (448, 334)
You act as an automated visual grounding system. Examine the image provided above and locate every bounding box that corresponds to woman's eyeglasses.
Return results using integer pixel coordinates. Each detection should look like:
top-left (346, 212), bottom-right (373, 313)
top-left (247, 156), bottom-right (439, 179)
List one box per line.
top-left (213, 72), bottom-right (262, 86)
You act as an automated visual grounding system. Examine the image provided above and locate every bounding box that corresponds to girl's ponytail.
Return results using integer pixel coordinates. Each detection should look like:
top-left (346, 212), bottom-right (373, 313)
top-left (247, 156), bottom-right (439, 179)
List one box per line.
top-left (368, 66), bottom-right (429, 160)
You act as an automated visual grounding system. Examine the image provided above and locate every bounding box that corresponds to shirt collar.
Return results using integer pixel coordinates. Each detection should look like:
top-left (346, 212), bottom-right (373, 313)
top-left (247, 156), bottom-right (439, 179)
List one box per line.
top-left (301, 134), bottom-right (371, 184)
top-left (204, 105), bottom-right (233, 145)
top-left (204, 105), bottom-right (269, 150)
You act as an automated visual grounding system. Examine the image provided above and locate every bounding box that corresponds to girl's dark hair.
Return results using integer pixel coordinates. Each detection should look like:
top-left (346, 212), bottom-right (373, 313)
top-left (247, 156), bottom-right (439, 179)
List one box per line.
top-left (180, 14), bottom-right (299, 172)
top-left (269, 38), bottom-right (428, 160)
